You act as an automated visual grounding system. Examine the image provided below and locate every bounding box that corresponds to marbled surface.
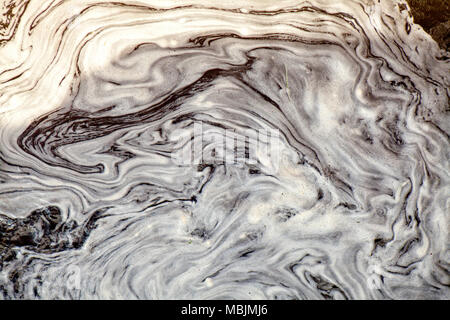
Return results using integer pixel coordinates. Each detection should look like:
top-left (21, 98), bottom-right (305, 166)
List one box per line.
top-left (0, 0), bottom-right (449, 299)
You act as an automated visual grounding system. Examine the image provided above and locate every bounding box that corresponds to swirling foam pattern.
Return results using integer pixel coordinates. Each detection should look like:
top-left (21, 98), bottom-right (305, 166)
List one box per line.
top-left (0, 0), bottom-right (449, 300)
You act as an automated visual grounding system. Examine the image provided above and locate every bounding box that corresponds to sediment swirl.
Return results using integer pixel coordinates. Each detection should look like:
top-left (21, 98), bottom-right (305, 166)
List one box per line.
top-left (0, 0), bottom-right (448, 299)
